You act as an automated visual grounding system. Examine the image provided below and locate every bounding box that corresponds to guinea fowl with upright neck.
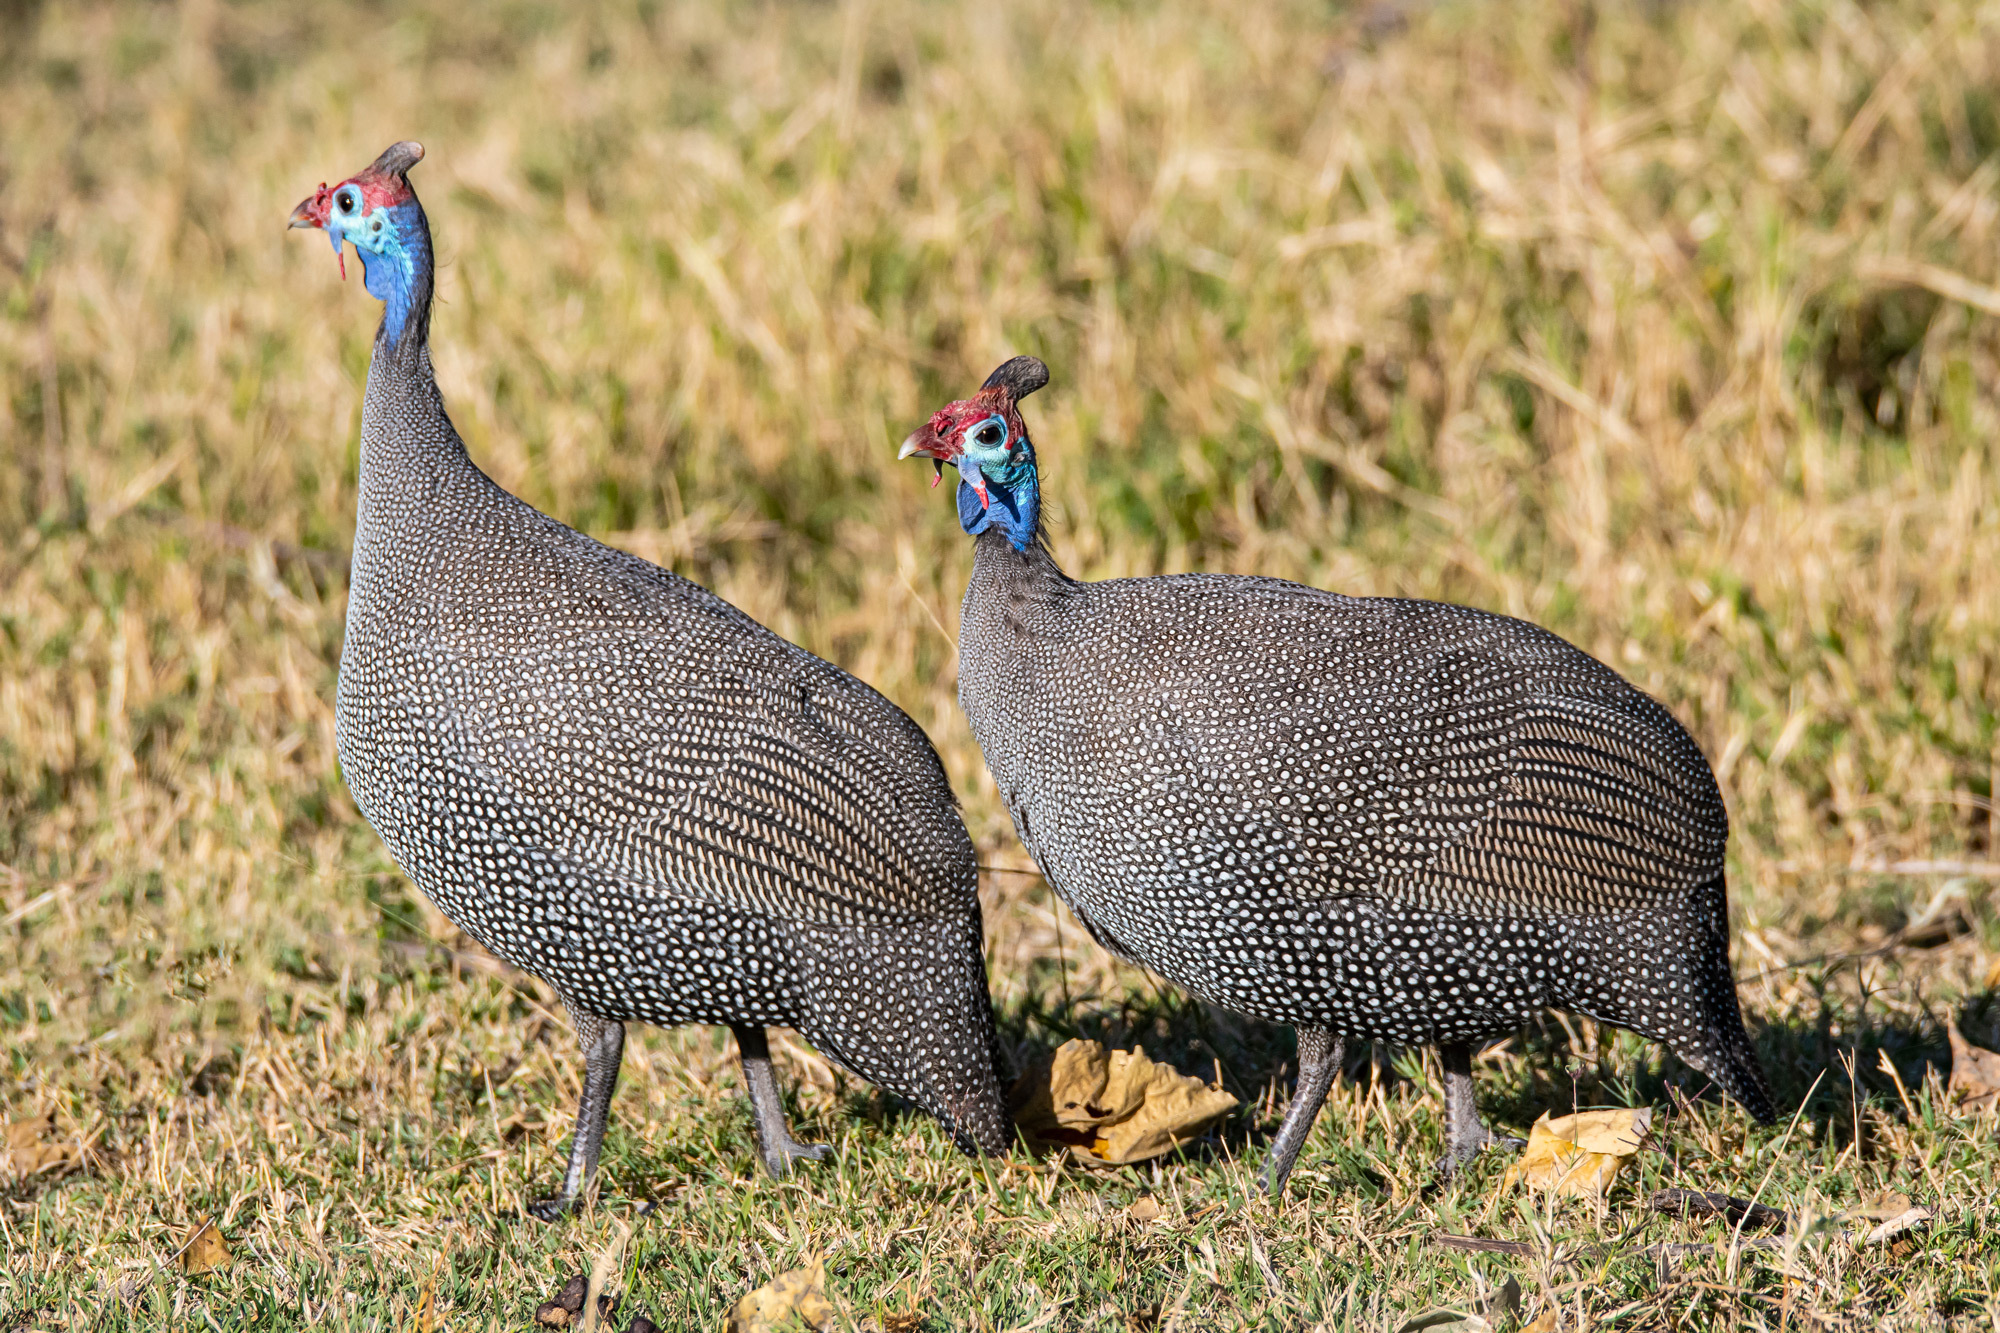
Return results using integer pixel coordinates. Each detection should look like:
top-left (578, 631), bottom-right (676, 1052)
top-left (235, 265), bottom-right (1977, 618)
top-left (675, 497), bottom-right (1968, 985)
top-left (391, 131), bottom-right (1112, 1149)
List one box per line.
top-left (900, 355), bottom-right (1776, 1195)
top-left (288, 143), bottom-right (1010, 1214)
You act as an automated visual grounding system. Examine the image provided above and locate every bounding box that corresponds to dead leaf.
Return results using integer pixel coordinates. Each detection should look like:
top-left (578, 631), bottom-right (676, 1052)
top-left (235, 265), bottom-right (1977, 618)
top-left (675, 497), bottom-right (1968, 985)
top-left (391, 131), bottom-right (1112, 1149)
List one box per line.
top-left (1500, 1107), bottom-right (1652, 1197)
top-left (1861, 1206), bottom-right (1932, 1247)
top-left (1847, 1191), bottom-right (1914, 1222)
top-left (1126, 1195), bottom-right (1162, 1223)
top-left (729, 1260), bottom-right (835, 1333)
top-left (1520, 1310), bottom-right (1559, 1333)
top-left (1009, 1039), bottom-right (1238, 1165)
top-left (3, 1113), bottom-right (82, 1179)
top-left (1391, 1310), bottom-right (1489, 1333)
top-left (1946, 1021), bottom-right (2000, 1114)
top-left (176, 1217), bottom-right (231, 1275)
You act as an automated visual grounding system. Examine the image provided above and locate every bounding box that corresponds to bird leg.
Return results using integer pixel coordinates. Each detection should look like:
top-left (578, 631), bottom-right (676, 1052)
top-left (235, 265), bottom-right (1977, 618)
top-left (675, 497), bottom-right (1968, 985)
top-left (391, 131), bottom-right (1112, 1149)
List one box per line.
top-left (733, 1025), bottom-right (832, 1178)
top-left (1437, 1040), bottom-right (1520, 1177)
top-left (529, 1009), bottom-right (626, 1220)
top-left (1262, 1024), bottom-right (1345, 1197)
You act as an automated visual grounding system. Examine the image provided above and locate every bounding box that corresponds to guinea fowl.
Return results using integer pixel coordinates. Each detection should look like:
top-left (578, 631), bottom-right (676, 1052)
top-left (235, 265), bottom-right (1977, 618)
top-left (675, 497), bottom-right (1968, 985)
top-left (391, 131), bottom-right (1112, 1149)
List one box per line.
top-left (287, 142), bottom-right (1008, 1214)
top-left (899, 355), bottom-right (1776, 1195)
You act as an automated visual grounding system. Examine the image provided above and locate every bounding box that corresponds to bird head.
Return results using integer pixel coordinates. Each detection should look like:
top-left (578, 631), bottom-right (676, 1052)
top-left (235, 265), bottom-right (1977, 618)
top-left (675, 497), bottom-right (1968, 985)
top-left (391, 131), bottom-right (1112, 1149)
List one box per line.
top-left (899, 355), bottom-right (1049, 549)
top-left (288, 141), bottom-right (431, 344)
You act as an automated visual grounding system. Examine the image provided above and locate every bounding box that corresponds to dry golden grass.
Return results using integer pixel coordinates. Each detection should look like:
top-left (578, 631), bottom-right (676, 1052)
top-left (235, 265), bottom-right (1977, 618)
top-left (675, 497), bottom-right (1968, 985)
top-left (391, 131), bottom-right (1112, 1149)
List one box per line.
top-left (2, 0), bottom-right (1998, 1327)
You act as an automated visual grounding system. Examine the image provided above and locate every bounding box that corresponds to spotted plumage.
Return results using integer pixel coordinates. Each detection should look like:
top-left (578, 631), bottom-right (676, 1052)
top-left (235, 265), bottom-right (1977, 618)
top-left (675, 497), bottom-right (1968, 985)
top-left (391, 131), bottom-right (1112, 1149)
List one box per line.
top-left (290, 143), bottom-right (1007, 1213)
top-left (902, 355), bottom-right (1775, 1194)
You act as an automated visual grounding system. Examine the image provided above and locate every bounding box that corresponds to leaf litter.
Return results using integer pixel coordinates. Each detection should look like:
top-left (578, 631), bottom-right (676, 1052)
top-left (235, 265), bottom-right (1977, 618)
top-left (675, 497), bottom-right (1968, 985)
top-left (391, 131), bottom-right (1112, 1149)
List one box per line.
top-left (728, 1259), bottom-right (836, 1333)
top-left (1946, 1020), bottom-right (2000, 1114)
top-left (1500, 1108), bottom-right (1652, 1197)
top-left (1009, 1038), bottom-right (1238, 1164)
top-left (2, 1111), bottom-right (83, 1179)
top-left (174, 1216), bottom-right (231, 1276)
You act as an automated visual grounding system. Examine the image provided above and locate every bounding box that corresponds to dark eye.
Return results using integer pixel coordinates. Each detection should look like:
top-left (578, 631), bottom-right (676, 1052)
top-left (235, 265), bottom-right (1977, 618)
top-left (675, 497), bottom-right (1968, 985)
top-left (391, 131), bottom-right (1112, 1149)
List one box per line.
top-left (337, 190), bottom-right (356, 212)
top-left (974, 422), bottom-right (1005, 448)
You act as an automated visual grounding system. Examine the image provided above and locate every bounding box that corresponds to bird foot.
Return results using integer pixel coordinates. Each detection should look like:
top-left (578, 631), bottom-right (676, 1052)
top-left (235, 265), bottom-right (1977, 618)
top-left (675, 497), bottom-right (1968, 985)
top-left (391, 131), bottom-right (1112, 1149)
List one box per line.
top-left (760, 1136), bottom-right (832, 1180)
top-left (1436, 1127), bottom-right (1524, 1180)
top-left (525, 1194), bottom-right (576, 1222)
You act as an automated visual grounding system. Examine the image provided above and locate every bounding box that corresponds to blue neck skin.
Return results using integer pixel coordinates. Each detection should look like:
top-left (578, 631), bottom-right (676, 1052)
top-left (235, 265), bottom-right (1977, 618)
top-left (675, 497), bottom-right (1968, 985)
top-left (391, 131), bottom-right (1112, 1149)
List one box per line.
top-left (349, 199), bottom-right (430, 350)
top-left (956, 442), bottom-right (1040, 551)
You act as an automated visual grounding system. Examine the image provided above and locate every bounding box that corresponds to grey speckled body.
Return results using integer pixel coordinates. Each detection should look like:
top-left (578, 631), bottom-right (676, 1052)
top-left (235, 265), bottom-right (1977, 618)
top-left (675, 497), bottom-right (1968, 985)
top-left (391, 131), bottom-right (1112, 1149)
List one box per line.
top-left (297, 144), bottom-right (1007, 1213)
top-left (905, 356), bottom-right (1774, 1194)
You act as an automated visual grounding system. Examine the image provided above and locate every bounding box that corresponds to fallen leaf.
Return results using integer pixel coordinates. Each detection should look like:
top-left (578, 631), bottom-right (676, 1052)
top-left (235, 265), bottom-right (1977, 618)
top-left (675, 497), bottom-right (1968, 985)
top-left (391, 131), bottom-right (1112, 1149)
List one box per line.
top-left (1010, 1039), bottom-right (1238, 1165)
top-left (1391, 1310), bottom-right (1489, 1333)
top-left (3, 1113), bottom-right (82, 1179)
top-left (1520, 1310), bottom-right (1559, 1333)
top-left (1126, 1195), bottom-right (1162, 1223)
top-left (1847, 1191), bottom-right (1913, 1222)
top-left (176, 1217), bottom-right (231, 1275)
top-left (1478, 1277), bottom-right (1521, 1325)
top-left (1861, 1206), bottom-right (1932, 1247)
top-left (1500, 1107), bottom-right (1652, 1197)
top-left (729, 1260), bottom-right (835, 1333)
top-left (1946, 1021), bottom-right (2000, 1114)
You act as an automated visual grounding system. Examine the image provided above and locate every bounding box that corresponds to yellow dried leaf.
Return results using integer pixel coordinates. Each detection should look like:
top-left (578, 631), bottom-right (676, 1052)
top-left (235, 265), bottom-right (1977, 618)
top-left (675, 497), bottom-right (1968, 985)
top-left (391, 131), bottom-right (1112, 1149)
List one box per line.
top-left (1010, 1039), bottom-right (1238, 1165)
top-left (1500, 1107), bottom-right (1652, 1197)
top-left (3, 1113), bottom-right (82, 1179)
top-left (1946, 1021), bottom-right (2000, 1114)
top-left (728, 1260), bottom-right (835, 1333)
top-left (177, 1217), bottom-right (231, 1275)
top-left (1845, 1191), bottom-right (1913, 1224)
top-left (1520, 1310), bottom-right (1560, 1333)
top-left (1126, 1195), bottom-right (1162, 1223)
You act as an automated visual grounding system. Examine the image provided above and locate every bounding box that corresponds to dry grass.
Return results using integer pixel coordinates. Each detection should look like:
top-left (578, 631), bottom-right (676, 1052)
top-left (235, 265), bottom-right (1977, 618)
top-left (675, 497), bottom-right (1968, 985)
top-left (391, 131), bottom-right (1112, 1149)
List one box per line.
top-left (2, 0), bottom-right (1999, 1326)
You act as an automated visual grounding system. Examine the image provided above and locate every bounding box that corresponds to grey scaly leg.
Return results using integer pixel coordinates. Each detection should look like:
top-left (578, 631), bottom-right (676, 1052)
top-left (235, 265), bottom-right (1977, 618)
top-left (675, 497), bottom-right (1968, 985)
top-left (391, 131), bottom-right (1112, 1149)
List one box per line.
top-left (1262, 1024), bottom-right (1345, 1198)
top-left (733, 1025), bottom-right (831, 1179)
top-left (1437, 1041), bottom-right (1520, 1177)
top-left (528, 1010), bottom-right (625, 1220)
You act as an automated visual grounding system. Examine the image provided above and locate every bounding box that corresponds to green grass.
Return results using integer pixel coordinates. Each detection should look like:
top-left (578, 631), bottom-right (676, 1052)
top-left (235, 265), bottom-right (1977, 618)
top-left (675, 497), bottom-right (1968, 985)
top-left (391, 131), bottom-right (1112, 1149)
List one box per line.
top-left (4, 0), bottom-right (2000, 1326)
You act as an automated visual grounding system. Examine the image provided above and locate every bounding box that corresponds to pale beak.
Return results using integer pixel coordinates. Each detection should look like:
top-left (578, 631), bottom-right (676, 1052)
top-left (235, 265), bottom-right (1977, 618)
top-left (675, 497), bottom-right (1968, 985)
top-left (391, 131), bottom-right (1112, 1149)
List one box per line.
top-left (898, 429), bottom-right (948, 486)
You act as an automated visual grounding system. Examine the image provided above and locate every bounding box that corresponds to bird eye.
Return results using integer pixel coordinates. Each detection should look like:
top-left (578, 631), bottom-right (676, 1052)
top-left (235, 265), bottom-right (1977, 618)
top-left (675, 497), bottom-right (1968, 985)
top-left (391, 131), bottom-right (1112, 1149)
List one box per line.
top-left (336, 190), bottom-right (356, 213)
top-left (973, 421), bottom-right (1005, 448)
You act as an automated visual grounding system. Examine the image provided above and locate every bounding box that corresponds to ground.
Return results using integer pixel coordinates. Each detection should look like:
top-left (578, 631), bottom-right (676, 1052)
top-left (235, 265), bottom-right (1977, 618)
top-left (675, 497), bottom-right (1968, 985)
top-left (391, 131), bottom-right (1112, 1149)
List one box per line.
top-left (2, 0), bottom-right (1998, 1327)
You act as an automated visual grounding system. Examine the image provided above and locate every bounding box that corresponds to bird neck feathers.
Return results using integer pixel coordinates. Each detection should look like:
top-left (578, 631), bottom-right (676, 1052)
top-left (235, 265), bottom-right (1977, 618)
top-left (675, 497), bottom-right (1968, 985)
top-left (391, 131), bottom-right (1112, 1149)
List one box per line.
top-left (358, 199), bottom-right (434, 363)
top-left (957, 447), bottom-right (1040, 551)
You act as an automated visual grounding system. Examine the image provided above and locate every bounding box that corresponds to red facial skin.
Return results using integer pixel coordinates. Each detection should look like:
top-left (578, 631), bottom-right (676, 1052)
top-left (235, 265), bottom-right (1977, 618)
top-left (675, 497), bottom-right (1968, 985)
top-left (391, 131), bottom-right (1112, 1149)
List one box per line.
top-left (899, 386), bottom-right (1031, 508)
top-left (287, 154), bottom-right (420, 279)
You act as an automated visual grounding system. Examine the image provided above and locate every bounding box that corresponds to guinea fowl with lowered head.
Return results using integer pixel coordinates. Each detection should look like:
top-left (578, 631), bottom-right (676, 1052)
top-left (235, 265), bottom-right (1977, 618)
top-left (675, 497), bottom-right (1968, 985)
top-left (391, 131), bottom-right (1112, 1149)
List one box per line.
top-left (287, 142), bottom-right (1010, 1214)
top-left (899, 355), bottom-right (1776, 1195)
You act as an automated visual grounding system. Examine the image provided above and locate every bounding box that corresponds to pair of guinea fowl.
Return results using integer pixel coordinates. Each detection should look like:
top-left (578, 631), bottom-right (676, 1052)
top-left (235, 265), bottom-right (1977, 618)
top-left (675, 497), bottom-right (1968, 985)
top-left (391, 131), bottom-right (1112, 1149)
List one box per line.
top-left (288, 142), bottom-right (1774, 1214)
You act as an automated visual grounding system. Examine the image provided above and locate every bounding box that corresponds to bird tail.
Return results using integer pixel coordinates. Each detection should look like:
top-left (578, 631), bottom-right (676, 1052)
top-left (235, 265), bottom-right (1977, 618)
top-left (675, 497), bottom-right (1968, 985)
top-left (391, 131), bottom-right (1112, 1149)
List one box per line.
top-left (1569, 879), bottom-right (1776, 1123)
top-left (787, 915), bottom-right (1012, 1154)
top-left (1670, 878), bottom-right (1777, 1123)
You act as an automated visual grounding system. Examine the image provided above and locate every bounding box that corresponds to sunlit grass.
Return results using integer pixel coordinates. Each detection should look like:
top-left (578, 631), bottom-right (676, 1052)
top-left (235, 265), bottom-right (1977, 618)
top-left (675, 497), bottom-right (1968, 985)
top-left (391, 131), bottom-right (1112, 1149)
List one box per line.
top-left (2, 0), bottom-right (1998, 1326)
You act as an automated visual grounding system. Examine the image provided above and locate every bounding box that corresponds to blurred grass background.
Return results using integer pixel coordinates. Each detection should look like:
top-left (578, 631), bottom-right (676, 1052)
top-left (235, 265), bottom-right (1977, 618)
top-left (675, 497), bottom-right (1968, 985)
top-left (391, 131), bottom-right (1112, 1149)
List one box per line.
top-left (2, 0), bottom-right (1998, 1327)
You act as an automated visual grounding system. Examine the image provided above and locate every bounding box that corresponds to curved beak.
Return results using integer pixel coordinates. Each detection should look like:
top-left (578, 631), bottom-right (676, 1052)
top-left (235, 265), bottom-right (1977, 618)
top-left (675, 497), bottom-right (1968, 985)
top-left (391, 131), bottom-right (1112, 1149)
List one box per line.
top-left (898, 427), bottom-right (951, 487)
top-left (288, 182), bottom-right (347, 278)
top-left (288, 183), bottom-right (333, 232)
